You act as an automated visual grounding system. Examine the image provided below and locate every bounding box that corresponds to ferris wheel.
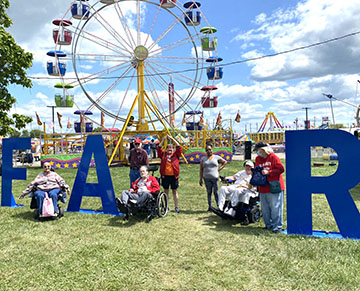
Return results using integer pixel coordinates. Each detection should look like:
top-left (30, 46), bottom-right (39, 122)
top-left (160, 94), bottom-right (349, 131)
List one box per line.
top-left (47, 0), bottom-right (223, 131)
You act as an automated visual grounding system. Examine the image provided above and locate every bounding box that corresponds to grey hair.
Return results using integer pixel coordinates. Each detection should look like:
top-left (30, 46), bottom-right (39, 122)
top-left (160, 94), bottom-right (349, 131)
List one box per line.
top-left (139, 165), bottom-right (148, 172)
top-left (262, 146), bottom-right (273, 155)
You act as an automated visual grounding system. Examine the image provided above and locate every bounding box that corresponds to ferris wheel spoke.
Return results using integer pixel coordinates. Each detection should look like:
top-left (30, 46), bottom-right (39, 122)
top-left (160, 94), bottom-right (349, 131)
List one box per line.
top-left (111, 70), bottom-right (136, 128)
top-left (89, 6), bottom-right (134, 53)
top-left (137, 0), bottom-right (141, 46)
top-left (143, 4), bottom-right (161, 47)
top-left (67, 53), bottom-right (131, 62)
top-left (145, 64), bottom-right (193, 113)
top-left (73, 25), bottom-right (128, 55)
top-left (87, 65), bottom-right (133, 111)
top-left (148, 32), bottom-right (201, 57)
top-left (114, 1), bottom-right (137, 49)
top-left (147, 13), bottom-right (184, 52)
top-left (143, 67), bottom-right (167, 116)
top-left (147, 60), bottom-right (201, 88)
top-left (76, 60), bottom-right (133, 86)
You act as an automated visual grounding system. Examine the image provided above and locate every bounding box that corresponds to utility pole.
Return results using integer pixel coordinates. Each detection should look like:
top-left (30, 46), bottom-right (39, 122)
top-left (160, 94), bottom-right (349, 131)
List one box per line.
top-left (47, 105), bottom-right (56, 135)
top-left (303, 107), bottom-right (311, 129)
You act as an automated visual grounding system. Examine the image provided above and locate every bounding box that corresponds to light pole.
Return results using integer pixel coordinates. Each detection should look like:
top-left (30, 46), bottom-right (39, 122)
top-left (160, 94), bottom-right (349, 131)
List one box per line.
top-left (322, 93), bottom-right (336, 125)
top-left (303, 107), bottom-right (311, 129)
top-left (47, 105), bottom-right (56, 135)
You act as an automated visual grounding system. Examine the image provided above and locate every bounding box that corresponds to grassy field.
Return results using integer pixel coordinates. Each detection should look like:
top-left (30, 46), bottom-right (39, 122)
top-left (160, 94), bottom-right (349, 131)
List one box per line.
top-left (1, 160), bottom-right (360, 290)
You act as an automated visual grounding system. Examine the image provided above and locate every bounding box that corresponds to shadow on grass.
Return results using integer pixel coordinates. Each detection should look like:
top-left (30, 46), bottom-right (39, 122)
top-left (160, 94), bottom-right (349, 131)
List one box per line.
top-left (107, 214), bottom-right (149, 228)
top-left (176, 209), bottom-right (207, 215)
top-left (11, 211), bottom-right (39, 222)
top-left (198, 215), bottom-right (267, 236)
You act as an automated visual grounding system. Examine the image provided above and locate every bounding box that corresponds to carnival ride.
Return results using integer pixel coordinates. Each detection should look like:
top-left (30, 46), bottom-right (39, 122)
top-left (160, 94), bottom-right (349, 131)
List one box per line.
top-left (249, 112), bottom-right (284, 145)
top-left (42, 0), bottom-right (232, 167)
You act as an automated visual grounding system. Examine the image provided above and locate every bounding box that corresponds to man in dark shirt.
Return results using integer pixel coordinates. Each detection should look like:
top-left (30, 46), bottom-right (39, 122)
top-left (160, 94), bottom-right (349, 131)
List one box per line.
top-left (129, 138), bottom-right (149, 187)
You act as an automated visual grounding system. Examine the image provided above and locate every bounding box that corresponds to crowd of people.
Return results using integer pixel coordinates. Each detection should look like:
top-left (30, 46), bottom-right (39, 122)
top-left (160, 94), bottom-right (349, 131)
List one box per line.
top-left (20, 136), bottom-right (285, 233)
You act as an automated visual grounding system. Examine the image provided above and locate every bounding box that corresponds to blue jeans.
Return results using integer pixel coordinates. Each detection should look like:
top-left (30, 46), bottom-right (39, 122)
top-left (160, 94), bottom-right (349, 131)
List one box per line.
top-left (260, 191), bottom-right (284, 231)
top-left (204, 178), bottom-right (219, 208)
top-left (35, 189), bottom-right (60, 215)
top-left (129, 168), bottom-right (140, 187)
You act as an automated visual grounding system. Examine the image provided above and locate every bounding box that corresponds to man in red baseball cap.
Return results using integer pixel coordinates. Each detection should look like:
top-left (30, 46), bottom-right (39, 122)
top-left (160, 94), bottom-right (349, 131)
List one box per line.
top-left (129, 138), bottom-right (149, 187)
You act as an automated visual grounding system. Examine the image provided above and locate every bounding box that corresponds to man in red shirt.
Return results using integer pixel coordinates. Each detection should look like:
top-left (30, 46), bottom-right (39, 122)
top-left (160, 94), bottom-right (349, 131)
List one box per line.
top-left (157, 134), bottom-right (182, 213)
top-left (128, 138), bottom-right (149, 187)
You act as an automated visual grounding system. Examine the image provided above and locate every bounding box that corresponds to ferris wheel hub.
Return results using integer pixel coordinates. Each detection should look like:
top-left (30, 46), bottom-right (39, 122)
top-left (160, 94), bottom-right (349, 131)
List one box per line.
top-left (134, 45), bottom-right (149, 61)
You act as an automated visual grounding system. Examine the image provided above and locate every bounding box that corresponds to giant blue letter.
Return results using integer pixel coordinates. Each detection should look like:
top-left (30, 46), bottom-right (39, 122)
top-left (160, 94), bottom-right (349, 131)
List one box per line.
top-left (67, 135), bottom-right (119, 215)
top-left (1, 138), bottom-right (31, 207)
top-left (286, 129), bottom-right (360, 239)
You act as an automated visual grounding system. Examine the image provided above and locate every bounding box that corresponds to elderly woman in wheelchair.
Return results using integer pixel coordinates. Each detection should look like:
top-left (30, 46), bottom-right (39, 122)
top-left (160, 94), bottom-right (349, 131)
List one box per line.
top-left (19, 162), bottom-right (71, 220)
top-left (116, 165), bottom-right (168, 222)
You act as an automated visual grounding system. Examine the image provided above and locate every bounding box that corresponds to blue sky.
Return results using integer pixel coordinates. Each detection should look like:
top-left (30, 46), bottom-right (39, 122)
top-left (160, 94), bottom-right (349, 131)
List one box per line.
top-left (6, 0), bottom-right (360, 134)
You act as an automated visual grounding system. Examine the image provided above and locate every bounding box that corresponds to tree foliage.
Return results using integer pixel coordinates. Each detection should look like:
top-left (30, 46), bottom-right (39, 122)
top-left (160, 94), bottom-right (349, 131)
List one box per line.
top-left (30, 129), bottom-right (42, 138)
top-left (0, 0), bottom-right (33, 136)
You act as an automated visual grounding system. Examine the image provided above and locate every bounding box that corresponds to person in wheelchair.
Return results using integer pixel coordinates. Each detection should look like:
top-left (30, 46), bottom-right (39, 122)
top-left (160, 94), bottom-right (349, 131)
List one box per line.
top-left (116, 165), bottom-right (160, 217)
top-left (19, 162), bottom-right (71, 218)
top-left (218, 160), bottom-right (257, 217)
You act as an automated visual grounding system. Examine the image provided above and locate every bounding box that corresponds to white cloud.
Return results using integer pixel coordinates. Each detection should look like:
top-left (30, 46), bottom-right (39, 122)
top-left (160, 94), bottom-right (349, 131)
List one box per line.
top-left (232, 0), bottom-right (360, 81)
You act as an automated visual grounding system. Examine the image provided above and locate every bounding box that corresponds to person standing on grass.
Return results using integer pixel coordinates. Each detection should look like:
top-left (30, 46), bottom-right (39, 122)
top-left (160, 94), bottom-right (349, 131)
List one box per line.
top-left (157, 134), bottom-right (182, 213)
top-left (129, 138), bottom-right (149, 187)
top-left (199, 144), bottom-right (227, 212)
top-left (254, 142), bottom-right (285, 234)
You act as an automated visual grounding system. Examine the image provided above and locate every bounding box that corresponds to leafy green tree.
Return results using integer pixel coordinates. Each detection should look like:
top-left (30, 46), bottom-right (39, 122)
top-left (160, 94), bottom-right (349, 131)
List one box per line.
top-left (93, 127), bottom-right (103, 132)
top-left (20, 129), bottom-right (29, 137)
top-left (0, 0), bottom-right (33, 136)
top-left (30, 129), bottom-right (42, 138)
top-left (9, 130), bottom-right (20, 137)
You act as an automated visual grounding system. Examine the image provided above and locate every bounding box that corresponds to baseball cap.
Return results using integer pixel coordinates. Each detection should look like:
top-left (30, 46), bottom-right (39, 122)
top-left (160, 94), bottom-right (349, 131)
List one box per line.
top-left (253, 142), bottom-right (268, 151)
top-left (243, 160), bottom-right (254, 167)
top-left (134, 138), bottom-right (142, 144)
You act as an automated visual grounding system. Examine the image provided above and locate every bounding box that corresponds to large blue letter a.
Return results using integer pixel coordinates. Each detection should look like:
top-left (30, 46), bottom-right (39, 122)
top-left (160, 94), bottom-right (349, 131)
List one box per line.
top-left (67, 135), bottom-right (119, 215)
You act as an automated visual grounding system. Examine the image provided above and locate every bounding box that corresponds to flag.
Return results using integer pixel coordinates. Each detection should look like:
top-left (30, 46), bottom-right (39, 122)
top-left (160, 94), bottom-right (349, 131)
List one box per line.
top-left (49, 120), bottom-right (55, 130)
top-left (235, 110), bottom-right (241, 123)
top-left (57, 112), bottom-right (63, 129)
top-left (181, 112), bottom-right (186, 125)
top-left (35, 112), bottom-right (42, 126)
top-left (101, 112), bottom-right (105, 127)
top-left (199, 111), bottom-right (204, 126)
top-left (216, 112), bottom-right (222, 126)
top-left (67, 117), bottom-right (72, 129)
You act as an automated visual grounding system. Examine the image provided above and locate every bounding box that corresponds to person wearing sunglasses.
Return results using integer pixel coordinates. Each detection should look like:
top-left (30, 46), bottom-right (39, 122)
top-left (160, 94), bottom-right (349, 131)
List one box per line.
top-left (128, 138), bottom-right (149, 187)
top-left (19, 162), bottom-right (71, 217)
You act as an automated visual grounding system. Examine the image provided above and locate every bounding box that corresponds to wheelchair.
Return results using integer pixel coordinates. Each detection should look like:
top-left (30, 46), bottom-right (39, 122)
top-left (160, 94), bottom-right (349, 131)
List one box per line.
top-left (210, 176), bottom-right (261, 225)
top-left (116, 165), bottom-right (168, 223)
top-left (29, 186), bottom-right (67, 221)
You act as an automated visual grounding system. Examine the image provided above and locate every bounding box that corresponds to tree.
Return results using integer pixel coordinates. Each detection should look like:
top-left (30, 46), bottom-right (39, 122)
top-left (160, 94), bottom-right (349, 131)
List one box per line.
top-left (20, 129), bottom-right (29, 137)
top-left (9, 130), bottom-right (20, 137)
top-left (0, 0), bottom-right (33, 136)
top-left (30, 129), bottom-right (42, 138)
top-left (93, 127), bottom-right (103, 132)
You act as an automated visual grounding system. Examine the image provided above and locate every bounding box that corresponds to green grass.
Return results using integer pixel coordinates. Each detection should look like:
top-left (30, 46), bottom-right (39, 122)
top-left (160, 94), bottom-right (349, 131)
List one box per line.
top-left (1, 161), bottom-right (360, 290)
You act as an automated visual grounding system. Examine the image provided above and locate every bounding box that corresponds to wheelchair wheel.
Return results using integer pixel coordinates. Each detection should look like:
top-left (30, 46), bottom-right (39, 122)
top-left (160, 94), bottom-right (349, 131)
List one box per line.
top-left (58, 206), bottom-right (64, 218)
top-left (156, 192), bottom-right (168, 217)
top-left (248, 205), bottom-right (261, 223)
top-left (34, 209), bottom-right (40, 220)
